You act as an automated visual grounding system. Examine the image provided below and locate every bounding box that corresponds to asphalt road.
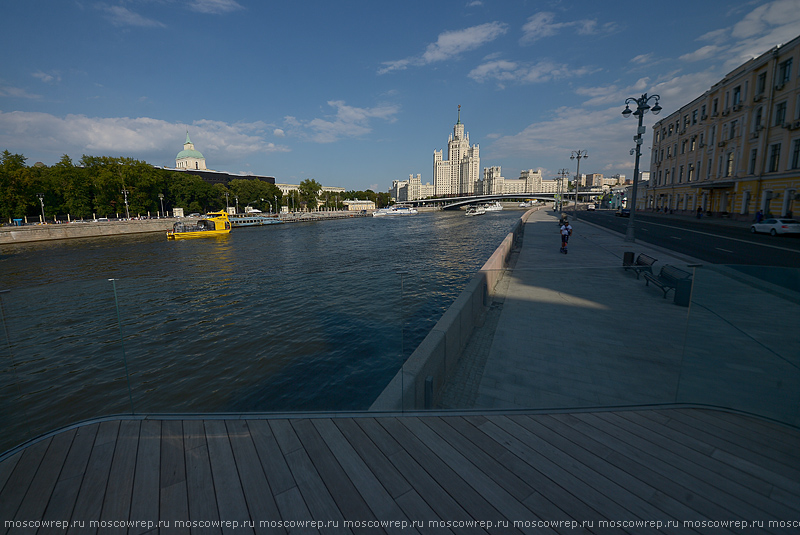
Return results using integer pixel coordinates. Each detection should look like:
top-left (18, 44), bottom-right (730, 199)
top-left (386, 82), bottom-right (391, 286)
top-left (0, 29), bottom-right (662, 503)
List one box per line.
top-left (574, 209), bottom-right (800, 268)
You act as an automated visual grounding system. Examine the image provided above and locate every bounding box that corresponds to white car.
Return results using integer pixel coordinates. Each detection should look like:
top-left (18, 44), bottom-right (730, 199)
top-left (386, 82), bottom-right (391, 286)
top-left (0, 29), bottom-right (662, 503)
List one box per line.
top-left (586, 203), bottom-right (596, 211)
top-left (750, 218), bottom-right (800, 236)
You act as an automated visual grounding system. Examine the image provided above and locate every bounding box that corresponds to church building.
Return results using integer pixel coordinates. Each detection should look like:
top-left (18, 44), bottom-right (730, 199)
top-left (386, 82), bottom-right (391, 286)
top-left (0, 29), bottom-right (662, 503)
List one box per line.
top-left (175, 132), bottom-right (207, 170)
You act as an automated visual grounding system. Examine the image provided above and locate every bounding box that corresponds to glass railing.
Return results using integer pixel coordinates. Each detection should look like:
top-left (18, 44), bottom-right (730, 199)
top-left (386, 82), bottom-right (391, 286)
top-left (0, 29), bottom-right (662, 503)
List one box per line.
top-left (2, 263), bottom-right (798, 454)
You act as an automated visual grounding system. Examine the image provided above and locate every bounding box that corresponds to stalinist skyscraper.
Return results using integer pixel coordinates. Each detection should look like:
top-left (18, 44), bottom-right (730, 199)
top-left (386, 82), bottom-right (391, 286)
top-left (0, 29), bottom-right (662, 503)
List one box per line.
top-left (433, 106), bottom-right (480, 196)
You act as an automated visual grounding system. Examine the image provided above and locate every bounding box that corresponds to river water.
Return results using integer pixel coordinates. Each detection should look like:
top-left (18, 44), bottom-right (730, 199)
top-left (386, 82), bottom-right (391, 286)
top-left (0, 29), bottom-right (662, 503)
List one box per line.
top-left (0, 209), bottom-right (523, 449)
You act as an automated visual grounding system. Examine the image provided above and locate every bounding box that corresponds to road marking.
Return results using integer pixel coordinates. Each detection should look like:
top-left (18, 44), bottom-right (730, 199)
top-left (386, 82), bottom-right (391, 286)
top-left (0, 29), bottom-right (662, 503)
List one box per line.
top-left (642, 220), bottom-right (800, 253)
top-left (716, 247), bottom-right (734, 253)
top-left (670, 236), bottom-right (682, 240)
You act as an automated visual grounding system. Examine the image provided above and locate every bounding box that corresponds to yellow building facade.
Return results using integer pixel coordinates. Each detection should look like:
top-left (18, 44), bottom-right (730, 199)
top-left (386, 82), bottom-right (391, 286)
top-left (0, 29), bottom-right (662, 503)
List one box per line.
top-left (649, 34), bottom-right (800, 220)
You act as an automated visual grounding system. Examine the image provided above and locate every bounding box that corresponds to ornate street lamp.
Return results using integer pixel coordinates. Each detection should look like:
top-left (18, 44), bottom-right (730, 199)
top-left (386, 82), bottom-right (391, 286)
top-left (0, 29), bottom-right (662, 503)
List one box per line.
top-left (158, 193), bottom-right (164, 218)
top-left (121, 189), bottom-right (130, 220)
top-left (570, 150), bottom-right (588, 216)
top-left (36, 193), bottom-right (45, 224)
top-left (621, 93), bottom-right (662, 242)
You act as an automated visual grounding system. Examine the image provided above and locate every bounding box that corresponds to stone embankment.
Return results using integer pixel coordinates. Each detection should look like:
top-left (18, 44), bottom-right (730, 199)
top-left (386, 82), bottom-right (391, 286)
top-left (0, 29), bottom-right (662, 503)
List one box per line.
top-left (0, 219), bottom-right (175, 245)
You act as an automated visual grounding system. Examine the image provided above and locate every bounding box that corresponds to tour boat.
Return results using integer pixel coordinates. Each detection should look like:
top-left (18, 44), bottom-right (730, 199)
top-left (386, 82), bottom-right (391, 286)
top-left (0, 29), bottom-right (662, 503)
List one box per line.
top-left (465, 206), bottom-right (486, 216)
top-left (483, 201), bottom-right (503, 211)
top-left (167, 211), bottom-right (231, 239)
top-left (229, 214), bottom-right (284, 227)
top-left (372, 206), bottom-right (419, 217)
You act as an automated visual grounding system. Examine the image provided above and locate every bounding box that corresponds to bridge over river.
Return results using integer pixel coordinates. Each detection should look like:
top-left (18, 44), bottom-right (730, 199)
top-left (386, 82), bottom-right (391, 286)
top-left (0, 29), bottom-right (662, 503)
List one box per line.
top-left (400, 192), bottom-right (597, 210)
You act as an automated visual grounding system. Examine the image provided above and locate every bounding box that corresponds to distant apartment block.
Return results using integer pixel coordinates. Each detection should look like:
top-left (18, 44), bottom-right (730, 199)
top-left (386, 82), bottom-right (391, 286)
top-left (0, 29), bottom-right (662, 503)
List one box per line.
top-left (649, 33), bottom-right (800, 219)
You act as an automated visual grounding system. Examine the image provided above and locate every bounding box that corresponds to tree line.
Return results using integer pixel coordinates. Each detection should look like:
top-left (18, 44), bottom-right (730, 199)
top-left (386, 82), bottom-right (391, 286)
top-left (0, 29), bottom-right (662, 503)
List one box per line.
top-left (0, 151), bottom-right (389, 222)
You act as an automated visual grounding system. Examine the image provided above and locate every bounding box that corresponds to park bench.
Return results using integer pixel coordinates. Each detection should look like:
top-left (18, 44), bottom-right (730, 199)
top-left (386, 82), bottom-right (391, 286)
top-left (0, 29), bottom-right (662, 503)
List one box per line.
top-left (623, 252), bottom-right (657, 279)
top-left (644, 265), bottom-right (692, 299)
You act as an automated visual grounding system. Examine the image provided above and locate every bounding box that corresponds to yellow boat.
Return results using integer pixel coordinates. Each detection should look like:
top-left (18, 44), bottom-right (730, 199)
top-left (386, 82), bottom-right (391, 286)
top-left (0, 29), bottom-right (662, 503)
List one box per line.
top-left (167, 211), bottom-right (231, 240)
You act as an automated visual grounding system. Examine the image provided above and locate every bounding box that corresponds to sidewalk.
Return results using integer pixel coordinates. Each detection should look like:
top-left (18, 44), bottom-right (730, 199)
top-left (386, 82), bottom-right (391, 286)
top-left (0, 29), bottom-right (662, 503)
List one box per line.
top-left (438, 209), bottom-right (799, 426)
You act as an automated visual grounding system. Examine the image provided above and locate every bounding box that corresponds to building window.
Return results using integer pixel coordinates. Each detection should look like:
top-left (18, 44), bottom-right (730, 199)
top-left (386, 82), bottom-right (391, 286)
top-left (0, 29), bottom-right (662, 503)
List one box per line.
top-left (710, 125), bottom-right (716, 145)
top-left (691, 137), bottom-right (697, 151)
top-left (712, 98), bottom-right (719, 115)
top-left (725, 153), bottom-right (734, 177)
top-left (757, 72), bottom-right (767, 95)
top-left (668, 124), bottom-right (673, 136)
top-left (707, 158), bottom-right (712, 179)
top-left (701, 104), bottom-right (707, 118)
top-left (778, 58), bottom-right (792, 85)
top-left (754, 107), bottom-right (763, 130)
top-left (730, 120), bottom-right (737, 139)
top-left (681, 140), bottom-right (686, 154)
top-left (688, 163), bottom-right (694, 182)
top-left (733, 86), bottom-right (741, 106)
top-left (679, 165), bottom-right (684, 183)
top-left (769, 143), bottom-right (781, 172)
top-left (792, 139), bottom-right (800, 170)
top-left (749, 148), bottom-right (758, 174)
top-left (692, 110), bottom-right (698, 124)
top-left (775, 101), bottom-right (787, 126)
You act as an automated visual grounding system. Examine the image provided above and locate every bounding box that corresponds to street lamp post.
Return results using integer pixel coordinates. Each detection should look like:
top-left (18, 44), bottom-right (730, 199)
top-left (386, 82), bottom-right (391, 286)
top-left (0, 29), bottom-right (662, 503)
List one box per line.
top-left (121, 189), bottom-right (130, 220)
top-left (570, 150), bottom-right (587, 217)
top-left (36, 193), bottom-right (45, 224)
top-left (158, 193), bottom-right (164, 218)
top-left (235, 196), bottom-right (239, 214)
top-left (224, 192), bottom-right (230, 213)
top-left (557, 168), bottom-right (569, 212)
top-left (621, 93), bottom-right (662, 242)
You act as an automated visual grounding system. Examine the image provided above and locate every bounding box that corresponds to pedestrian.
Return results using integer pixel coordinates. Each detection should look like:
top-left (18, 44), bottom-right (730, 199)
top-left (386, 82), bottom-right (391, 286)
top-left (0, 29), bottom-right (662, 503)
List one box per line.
top-left (696, 206), bottom-right (702, 219)
top-left (755, 209), bottom-right (764, 223)
top-left (560, 220), bottom-right (573, 254)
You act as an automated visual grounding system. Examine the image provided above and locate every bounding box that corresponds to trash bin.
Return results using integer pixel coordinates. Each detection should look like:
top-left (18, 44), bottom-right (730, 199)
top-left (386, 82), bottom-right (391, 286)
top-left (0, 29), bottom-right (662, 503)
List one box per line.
top-left (623, 251), bottom-right (634, 266)
top-left (674, 277), bottom-right (692, 307)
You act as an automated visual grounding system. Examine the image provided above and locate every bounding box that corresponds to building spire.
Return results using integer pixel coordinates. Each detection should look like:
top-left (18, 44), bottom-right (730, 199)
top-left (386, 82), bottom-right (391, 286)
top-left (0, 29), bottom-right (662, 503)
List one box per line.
top-left (457, 104), bottom-right (461, 125)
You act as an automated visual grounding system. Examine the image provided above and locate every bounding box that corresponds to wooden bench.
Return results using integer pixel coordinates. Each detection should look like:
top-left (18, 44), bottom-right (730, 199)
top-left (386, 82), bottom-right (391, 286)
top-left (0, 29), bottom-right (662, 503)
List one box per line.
top-left (644, 265), bottom-right (692, 298)
top-left (623, 252), bottom-right (657, 279)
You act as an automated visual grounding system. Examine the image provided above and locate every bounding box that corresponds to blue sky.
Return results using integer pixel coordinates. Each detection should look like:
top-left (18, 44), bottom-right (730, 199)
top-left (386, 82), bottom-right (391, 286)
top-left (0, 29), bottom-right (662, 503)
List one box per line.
top-left (2, 0), bottom-right (799, 191)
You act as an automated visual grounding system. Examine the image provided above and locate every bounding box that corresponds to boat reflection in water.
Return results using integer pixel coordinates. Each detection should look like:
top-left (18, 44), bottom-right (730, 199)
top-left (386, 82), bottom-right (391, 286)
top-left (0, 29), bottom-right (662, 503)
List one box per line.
top-left (167, 211), bottom-right (231, 239)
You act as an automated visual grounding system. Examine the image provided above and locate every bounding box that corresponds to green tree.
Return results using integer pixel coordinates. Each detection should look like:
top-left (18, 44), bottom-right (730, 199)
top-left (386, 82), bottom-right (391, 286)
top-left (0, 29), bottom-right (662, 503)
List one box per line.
top-left (298, 179), bottom-right (322, 211)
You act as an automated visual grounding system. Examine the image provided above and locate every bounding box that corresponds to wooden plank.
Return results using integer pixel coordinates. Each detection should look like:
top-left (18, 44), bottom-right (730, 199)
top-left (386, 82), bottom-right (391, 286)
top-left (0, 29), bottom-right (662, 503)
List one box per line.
top-left (445, 417), bottom-right (603, 526)
top-left (38, 423), bottom-right (99, 535)
top-left (291, 419), bottom-right (374, 533)
top-left (466, 416), bottom-right (638, 527)
top-left (676, 409), bottom-right (800, 462)
top-left (546, 412), bottom-right (745, 527)
top-left (426, 417), bottom-right (535, 503)
top-left (0, 437), bottom-right (52, 524)
top-left (99, 420), bottom-right (140, 535)
top-left (312, 419), bottom-right (416, 535)
top-left (128, 419), bottom-right (161, 535)
top-left (332, 419), bottom-right (411, 500)
top-left (0, 450), bottom-right (23, 497)
top-left (224, 420), bottom-right (285, 535)
top-left (660, 410), bottom-right (800, 488)
top-left (393, 489), bottom-right (454, 535)
top-left (161, 420), bottom-right (189, 535)
top-left (379, 417), bottom-right (502, 535)
top-left (0, 437), bottom-right (53, 529)
top-left (272, 485), bottom-right (313, 531)
top-left (509, 414), bottom-right (709, 535)
top-left (8, 430), bottom-right (76, 535)
top-left (588, 411), bottom-right (793, 530)
top-left (245, 420), bottom-right (296, 497)
top-left (401, 417), bottom-right (535, 535)
top-left (269, 420), bottom-right (303, 457)
top-left (183, 419), bottom-right (222, 535)
top-left (68, 420), bottom-right (120, 535)
top-left (204, 419), bottom-right (254, 535)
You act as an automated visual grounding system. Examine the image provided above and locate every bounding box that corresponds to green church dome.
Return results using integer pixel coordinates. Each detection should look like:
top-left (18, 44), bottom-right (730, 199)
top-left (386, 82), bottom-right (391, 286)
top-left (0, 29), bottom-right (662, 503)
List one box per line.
top-left (176, 148), bottom-right (205, 159)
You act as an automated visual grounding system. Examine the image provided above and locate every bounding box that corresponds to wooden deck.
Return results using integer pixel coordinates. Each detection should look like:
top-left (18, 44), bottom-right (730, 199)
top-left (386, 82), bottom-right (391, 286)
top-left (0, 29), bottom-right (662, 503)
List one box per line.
top-left (1, 408), bottom-right (799, 535)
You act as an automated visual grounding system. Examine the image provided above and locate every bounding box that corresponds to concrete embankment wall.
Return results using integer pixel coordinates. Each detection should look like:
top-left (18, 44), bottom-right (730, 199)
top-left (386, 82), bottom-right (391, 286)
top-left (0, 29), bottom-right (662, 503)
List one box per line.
top-left (0, 220), bottom-right (175, 244)
top-left (370, 207), bottom-right (540, 411)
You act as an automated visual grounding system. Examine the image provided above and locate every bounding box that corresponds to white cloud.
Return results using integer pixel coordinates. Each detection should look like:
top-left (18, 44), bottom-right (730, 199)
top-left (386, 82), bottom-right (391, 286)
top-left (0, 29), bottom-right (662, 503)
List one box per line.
top-left (273, 128), bottom-right (285, 137)
top-left (0, 84), bottom-right (42, 99)
top-left (680, 45), bottom-right (724, 62)
top-left (284, 100), bottom-right (400, 143)
top-left (0, 111), bottom-right (289, 164)
top-left (469, 59), bottom-right (594, 87)
top-left (379, 22), bottom-right (508, 74)
top-left (187, 0), bottom-right (244, 14)
top-left (32, 71), bottom-right (61, 84)
top-left (630, 54), bottom-right (654, 65)
top-left (96, 4), bottom-right (166, 28)
top-left (520, 11), bottom-right (617, 44)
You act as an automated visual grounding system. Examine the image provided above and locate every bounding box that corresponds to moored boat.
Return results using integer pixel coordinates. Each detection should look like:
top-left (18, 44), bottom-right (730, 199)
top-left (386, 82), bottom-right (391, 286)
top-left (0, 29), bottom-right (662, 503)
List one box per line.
top-left (229, 214), bottom-right (284, 227)
top-left (483, 201), bottom-right (503, 211)
top-left (372, 206), bottom-right (419, 217)
top-left (167, 211), bottom-right (231, 239)
top-left (465, 206), bottom-right (486, 216)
